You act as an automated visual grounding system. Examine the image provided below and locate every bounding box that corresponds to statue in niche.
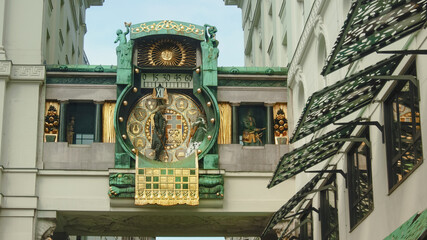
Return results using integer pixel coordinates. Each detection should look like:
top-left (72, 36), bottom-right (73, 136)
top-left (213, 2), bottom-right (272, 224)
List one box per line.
top-left (186, 116), bottom-right (207, 157)
top-left (274, 108), bottom-right (288, 144)
top-left (242, 110), bottom-right (265, 146)
top-left (114, 22), bottom-right (132, 69)
top-left (151, 104), bottom-right (167, 161)
top-left (203, 24), bottom-right (219, 70)
top-left (66, 116), bottom-right (75, 144)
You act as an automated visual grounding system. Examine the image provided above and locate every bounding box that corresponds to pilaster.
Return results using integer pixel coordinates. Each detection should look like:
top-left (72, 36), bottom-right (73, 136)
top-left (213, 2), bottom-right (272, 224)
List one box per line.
top-left (0, 0), bottom-right (6, 60)
top-left (94, 101), bottom-right (104, 142)
top-left (0, 61), bottom-right (11, 165)
top-left (265, 103), bottom-right (274, 144)
top-left (231, 102), bottom-right (240, 144)
top-left (58, 101), bottom-right (68, 142)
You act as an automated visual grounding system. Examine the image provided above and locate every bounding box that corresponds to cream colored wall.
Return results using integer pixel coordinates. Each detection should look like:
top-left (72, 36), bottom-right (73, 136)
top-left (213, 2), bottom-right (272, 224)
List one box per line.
top-left (229, 0), bottom-right (288, 67)
top-left (43, 0), bottom-right (94, 65)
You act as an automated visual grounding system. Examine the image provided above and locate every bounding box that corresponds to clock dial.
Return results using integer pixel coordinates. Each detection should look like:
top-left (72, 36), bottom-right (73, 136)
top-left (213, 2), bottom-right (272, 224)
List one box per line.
top-left (127, 93), bottom-right (205, 162)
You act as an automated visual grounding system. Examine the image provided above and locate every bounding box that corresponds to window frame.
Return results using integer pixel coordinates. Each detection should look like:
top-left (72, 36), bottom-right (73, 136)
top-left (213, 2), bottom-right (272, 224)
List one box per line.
top-left (384, 63), bottom-right (423, 192)
top-left (320, 174), bottom-right (339, 240)
top-left (347, 128), bottom-right (374, 230)
top-left (298, 202), bottom-right (313, 240)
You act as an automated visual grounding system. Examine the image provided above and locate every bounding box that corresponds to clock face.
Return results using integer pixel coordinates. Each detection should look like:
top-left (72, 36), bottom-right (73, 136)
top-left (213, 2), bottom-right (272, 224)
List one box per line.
top-left (127, 93), bottom-right (205, 162)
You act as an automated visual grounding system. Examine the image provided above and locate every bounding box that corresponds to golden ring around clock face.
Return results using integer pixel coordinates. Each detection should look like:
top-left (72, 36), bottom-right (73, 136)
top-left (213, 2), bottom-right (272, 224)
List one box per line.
top-left (126, 93), bottom-right (205, 162)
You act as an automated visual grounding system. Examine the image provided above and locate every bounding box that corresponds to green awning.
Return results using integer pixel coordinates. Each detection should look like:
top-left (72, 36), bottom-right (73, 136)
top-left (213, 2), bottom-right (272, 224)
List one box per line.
top-left (321, 0), bottom-right (427, 76)
top-left (291, 55), bottom-right (403, 143)
top-left (384, 209), bottom-right (427, 240)
top-left (268, 123), bottom-right (356, 189)
top-left (263, 171), bottom-right (325, 237)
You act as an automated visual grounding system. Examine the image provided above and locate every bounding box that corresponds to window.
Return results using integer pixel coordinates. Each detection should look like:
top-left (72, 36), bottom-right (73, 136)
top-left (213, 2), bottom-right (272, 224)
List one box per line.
top-left (66, 103), bottom-right (96, 144)
top-left (320, 175), bottom-right (339, 240)
top-left (385, 63), bottom-right (423, 190)
top-left (238, 105), bottom-right (266, 146)
top-left (299, 203), bottom-right (313, 240)
top-left (347, 128), bottom-right (373, 229)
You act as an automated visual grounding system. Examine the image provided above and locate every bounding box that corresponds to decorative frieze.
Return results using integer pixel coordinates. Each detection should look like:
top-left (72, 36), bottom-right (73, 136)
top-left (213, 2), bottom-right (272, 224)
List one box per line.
top-left (288, 0), bottom-right (325, 86)
top-left (10, 65), bottom-right (45, 82)
top-left (0, 61), bottom-right (12, 77)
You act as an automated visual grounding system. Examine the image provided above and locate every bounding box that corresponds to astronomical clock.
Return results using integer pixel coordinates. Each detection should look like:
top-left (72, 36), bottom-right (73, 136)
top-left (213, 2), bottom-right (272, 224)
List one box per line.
top-left (110, 20), bottom-right (221, 206)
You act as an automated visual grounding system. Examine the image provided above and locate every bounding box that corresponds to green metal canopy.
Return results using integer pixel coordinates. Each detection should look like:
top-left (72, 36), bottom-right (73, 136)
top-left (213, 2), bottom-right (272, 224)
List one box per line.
top-left (268, 123), bottom-right (357, 189)
top-left (384, 209), bottom-right (427, 240)
top-left (321, 0), bottom-right (427, 76)
top-left (291, 55), bottom-right (403, 143)
top-left (263, 171), bottom-right (325, 237)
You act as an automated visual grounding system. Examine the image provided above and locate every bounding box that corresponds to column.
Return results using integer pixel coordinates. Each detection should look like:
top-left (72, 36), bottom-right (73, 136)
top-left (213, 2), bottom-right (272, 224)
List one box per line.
top-left (265, 103), bottom-right (274, 144)
top-left (0, 62), bottom-right (10, 162)
top-left (58, 100), bottom-right (68, 142)
top-left (231, 102), bottom-right (240, 144)
top-left (94, 101), bottom-right (103, 142)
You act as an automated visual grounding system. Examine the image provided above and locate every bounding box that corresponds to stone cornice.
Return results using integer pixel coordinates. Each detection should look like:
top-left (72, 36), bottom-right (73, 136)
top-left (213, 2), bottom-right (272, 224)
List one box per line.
top-left (10, 65), bottom-right (45, 84)
top-left (0, 61), bottom-right (12, 78)
top-left (288, 0), bottom-right (325, 87)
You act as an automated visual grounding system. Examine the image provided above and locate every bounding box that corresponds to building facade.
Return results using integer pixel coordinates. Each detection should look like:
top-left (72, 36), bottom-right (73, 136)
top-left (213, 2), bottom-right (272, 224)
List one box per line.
top-left (227, 0), bottom-right (427, 239)
top-left (0, 1), bottom-right (293, 239)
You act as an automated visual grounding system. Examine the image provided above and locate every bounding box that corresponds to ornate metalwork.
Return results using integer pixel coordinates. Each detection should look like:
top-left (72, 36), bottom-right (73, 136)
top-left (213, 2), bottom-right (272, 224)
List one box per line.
top-left (291, 55), bottom-right (403, 143)
top-left (126, 93), bottom-right (204, 162)
top-left (322, 0), bottom-right (427, 75)
top-left (135, 165), bottom-right (199, 206)
top-left (263, 171), bottom-right (325, 237)
top-left (131, 20), bottom-right (204, 36)
top-left (268, 123), bottom-right (356, 189)
top-left (136, 37), bottom-right (197, 67)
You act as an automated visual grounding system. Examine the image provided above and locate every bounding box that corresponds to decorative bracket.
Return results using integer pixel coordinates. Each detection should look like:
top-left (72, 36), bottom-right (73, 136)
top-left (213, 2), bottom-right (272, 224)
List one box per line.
top-left (304, 169), bottom-right (348, 188)
top-left (334, 120), bottom-right (384, 143)
top-left (376, 49), bottom-right (427, 55)
top-left (370, 75), bottom-right (419, 90)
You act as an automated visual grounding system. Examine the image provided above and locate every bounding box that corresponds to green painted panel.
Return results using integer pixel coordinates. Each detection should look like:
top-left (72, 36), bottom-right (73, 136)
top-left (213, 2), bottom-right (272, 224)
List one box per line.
top-left (322, 0), bottom-right (427, 75)
top-left (291, 55), bottom-right (403, 143)
top-left (384, 209), bottom-right (427, 240)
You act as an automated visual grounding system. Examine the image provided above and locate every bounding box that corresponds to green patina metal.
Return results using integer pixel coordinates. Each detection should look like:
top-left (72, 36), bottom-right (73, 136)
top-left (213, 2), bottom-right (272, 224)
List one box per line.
top-left (263, 170), bottom-right (326, 237)
top-left (322, 0), bottom-right (427, 76)
top-left (384, 209), bottom-right (427, 240)
top-left (200, 24), bottom-right (219, 86)
top-left (109, 173), bottom-right (224, 199)
top-left (291, 55), bottom-right (403, 143)
top-left (46, 77), bottom-right (116, 85)
top-left (111, 21), bottom-right (223, 202)
top-left (269, 122), bottom-right (357, 189)
top-left (115, 23), bottom-right (133, 85)
top-left (46, 64), bottom-right (117, 73)
top-left (130, 20), bottom-right (205, 41)
top-left (109, 173), bottom-right (135, 198)
top-left (218, 66), bottom-right (287, 75)
top-left (218, 79), bottom-right (287, 87)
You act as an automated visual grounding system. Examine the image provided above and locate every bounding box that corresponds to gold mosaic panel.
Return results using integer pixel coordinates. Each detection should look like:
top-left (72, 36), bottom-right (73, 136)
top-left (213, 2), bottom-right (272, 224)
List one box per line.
top-left (135, 167), bottom-right (199, 206)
